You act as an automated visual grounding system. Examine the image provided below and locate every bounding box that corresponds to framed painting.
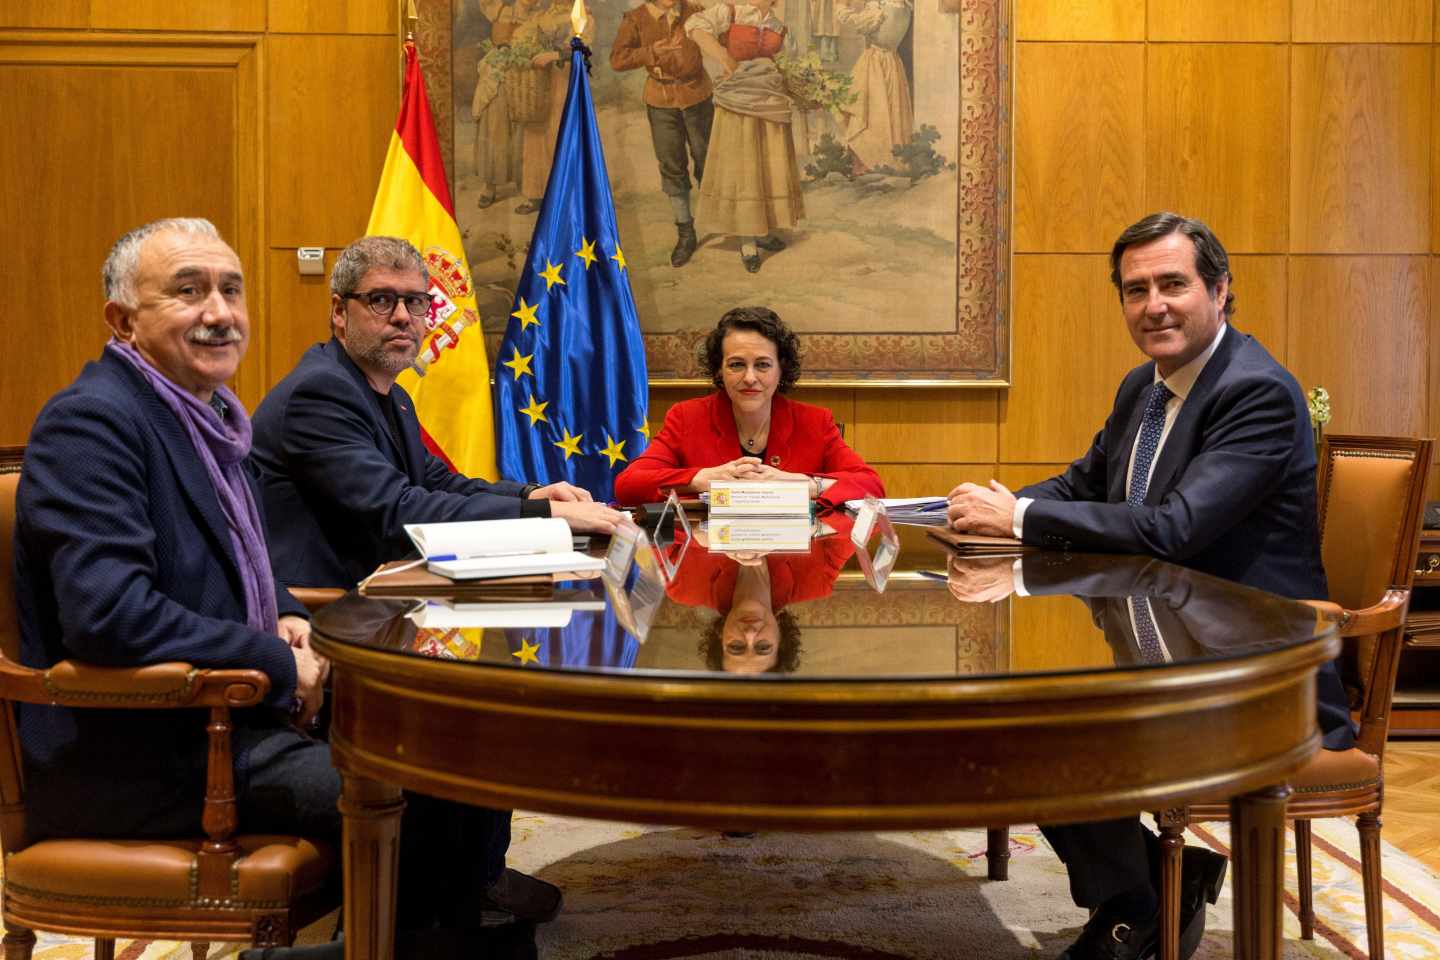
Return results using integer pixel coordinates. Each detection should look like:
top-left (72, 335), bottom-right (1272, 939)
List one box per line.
top-left (412, 0), bottom-right (1011, 385)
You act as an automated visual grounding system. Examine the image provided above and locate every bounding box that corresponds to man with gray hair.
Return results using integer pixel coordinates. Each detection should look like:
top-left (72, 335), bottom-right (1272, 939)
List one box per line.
top-left (16, 219), bottom-right (566, 957)
top-left (251, 234), bottom-right (623, 590)
top-left (16, 217), bottom-right (330, 844)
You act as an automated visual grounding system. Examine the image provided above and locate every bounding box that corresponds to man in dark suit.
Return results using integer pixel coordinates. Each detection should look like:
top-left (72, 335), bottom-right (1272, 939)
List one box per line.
top-left (15, 220), bottom-right (557, 957)
top-left (16, 218), bottom-right (328, 843)
top-left (946, 212), bottom-right (1354, 960)
top-left (250, 235), bottom-right (623, 590)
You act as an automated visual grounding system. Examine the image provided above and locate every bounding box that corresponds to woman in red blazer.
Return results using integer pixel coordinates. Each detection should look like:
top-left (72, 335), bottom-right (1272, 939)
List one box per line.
top-left (614, 307), bottom-right (885, 507)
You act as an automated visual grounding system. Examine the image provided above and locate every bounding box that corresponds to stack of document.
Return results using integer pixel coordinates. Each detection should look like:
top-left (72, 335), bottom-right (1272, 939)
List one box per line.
top-left (843, 496), bottom-right (950, 526)
top-left (405, 517), bottom-right (605, 580)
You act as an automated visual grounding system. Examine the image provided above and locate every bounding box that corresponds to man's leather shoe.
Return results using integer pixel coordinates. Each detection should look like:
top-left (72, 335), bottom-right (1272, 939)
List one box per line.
top-left (478, 867), bottom-right (563, 925)
top-left (741, 251), bottom-right (761, 273)
top-left (1056, 901), bottom-right (1157, 960)
top-left (671, 220), bottom-right (697, 267)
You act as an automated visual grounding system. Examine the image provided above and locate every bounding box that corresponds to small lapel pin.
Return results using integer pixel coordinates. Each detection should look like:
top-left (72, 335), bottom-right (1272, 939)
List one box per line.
top-left (770, 455), bottom-right (781, 466)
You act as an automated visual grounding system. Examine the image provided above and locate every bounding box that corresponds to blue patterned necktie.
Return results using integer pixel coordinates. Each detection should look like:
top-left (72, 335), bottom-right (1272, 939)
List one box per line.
top-left (1127, 381), bottom-right (1173, 506)
top-left (1128, 380), bottom-right (1173, 663)
top-left (1129, 596), bottom-right (1167, 663)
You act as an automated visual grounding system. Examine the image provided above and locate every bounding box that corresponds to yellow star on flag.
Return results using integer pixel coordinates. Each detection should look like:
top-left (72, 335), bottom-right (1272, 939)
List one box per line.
top-left (519, 393), bottom-right (549, 427)
top-left (636, 419), bottom-right (650, 440)
top-left (598, 433), bottom-right (628, 467)
top-left (609, 246), bottom-right (627, 271)
top-left (575, 237), bottom-right (598, 270)
top-left (511, 297), bottom-right (541, 330)
top-left (552, 428), bottom-right (584, 460)
top-left (502, 348), bottom-right (533, 380)
top-left (512, 639), bottom-right (541, 665)
top-left (538, 259), bottom-right (566, 291)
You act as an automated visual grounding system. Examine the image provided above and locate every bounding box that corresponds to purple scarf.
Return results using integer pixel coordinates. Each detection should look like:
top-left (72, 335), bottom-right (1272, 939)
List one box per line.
top-left (108, 340), bottom-right (279, 635)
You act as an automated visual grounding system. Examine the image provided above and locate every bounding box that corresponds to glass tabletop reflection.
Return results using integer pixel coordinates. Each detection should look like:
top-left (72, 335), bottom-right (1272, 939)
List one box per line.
top-left (309, 513), bottom-right (1330, 682)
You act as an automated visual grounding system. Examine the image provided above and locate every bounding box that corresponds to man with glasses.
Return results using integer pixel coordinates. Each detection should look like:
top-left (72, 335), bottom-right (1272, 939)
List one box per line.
top-left (251, 235), bottom-right (624, 594)
top-left (250, 237), bottom-right (626, 934)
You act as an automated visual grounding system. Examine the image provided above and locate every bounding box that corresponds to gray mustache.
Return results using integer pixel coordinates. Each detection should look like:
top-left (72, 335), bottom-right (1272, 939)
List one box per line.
top-left (187, 326), bottom-right (243, 345)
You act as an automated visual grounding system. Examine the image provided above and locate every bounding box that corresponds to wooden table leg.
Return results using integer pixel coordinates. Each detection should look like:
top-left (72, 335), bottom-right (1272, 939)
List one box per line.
top-left (985, 827), bottom-right (1010, 881)
top-left (339, 773), bottom-right (405, 960)
top-left (1230, 784), bottom-right (1289, 960)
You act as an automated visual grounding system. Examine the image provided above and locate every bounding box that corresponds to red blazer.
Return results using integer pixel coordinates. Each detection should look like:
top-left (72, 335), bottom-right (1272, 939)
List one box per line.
top-left (664, 533), bottom-right (856, 612)
top-left (614, 392), bottom-right (885, 508)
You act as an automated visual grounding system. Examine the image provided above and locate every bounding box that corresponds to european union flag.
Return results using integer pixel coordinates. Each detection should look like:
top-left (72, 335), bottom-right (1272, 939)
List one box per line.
top-left (494, 38), bottom-right (648, 503)
top-left (502, 605), bottom-right (640, 671)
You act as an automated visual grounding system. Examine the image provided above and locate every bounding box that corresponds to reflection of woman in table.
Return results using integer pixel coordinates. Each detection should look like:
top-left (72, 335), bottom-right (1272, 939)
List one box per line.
top-left (685, 0), bottom-right (805, 273)
top-left (665, 530), bottom-right (854, 673)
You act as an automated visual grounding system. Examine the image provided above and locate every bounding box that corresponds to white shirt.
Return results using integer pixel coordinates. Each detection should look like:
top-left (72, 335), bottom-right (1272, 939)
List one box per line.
top-left (1012, 324), bottom-right (1228, 596)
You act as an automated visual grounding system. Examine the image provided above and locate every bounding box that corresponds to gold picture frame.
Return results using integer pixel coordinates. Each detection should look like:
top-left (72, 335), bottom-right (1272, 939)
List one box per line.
top-left (412, 0), bottom-right (1012, 386)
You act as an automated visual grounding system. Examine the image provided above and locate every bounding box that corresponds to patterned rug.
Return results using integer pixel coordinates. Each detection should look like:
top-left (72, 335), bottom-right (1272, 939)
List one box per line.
top-left (8, 815), bottom-right (1440, 958)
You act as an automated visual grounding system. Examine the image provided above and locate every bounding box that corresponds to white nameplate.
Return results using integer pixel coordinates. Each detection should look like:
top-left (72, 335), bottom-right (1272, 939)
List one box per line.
top-left (708, 480), bottom-right (811, 517)
top-left (708, 518), bottom-right (815, 552)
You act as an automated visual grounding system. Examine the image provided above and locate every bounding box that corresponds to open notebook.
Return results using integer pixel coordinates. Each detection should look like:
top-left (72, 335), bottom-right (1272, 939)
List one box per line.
top-left (405, 517), bottom-right (605, 580)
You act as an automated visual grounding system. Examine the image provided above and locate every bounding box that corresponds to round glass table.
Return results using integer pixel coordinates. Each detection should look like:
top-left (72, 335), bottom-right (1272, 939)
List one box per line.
top-left (311, 521), bottom-right (1338, 960)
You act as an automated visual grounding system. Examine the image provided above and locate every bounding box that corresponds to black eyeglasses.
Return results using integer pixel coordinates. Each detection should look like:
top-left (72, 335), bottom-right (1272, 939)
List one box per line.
top-left (343, 289), bottom-right (434, 318)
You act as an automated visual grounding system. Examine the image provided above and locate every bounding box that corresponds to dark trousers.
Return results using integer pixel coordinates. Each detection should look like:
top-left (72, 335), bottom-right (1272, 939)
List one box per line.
top-left (646, 99), bottom-right (714, 200)
top-left (238, 725), bottom-right (511, 932)
top-left (1043, 659), bottom-right (1356, 910)
top-left (1040, 817), bottom-right (1160, 908)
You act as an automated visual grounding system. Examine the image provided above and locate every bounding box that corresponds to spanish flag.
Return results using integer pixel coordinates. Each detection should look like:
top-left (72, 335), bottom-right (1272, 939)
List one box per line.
top-left (367, 39), bottom-right (498, 480)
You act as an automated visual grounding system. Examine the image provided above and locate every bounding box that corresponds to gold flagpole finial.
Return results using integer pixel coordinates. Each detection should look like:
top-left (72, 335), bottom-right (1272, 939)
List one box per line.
top-left (404, 0), bottom-right (419, 41)
top-left (570, 0), bottom-right (589, 37)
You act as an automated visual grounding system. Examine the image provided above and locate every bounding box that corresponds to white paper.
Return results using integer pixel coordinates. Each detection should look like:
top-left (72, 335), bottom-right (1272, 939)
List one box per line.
top-left (708, 480), bottom-right (811, 517)
top-left (405, 517), bottom-right (572, 560)
top-left (427, 551), bottom-right (604, 580)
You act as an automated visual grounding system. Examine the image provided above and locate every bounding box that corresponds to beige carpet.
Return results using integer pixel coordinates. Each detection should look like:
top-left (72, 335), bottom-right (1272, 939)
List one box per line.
top-left (9, 815), bottom-right (1440, 958)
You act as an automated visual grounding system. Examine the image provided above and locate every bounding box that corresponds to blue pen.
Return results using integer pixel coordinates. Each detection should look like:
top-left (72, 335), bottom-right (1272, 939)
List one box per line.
top-left (917, 500), bottom-right (949, 512)
top-left (427, 553), bottom-right (458, 562)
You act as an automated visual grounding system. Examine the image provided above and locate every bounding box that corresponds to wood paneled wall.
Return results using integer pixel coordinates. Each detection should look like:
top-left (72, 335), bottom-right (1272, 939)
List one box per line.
top-left (3, 0), bottom-right (1437, 502)
top-left (727, 0), bottom-right (1437, 501)
top-left (0, 0), bottom-right (398, 442)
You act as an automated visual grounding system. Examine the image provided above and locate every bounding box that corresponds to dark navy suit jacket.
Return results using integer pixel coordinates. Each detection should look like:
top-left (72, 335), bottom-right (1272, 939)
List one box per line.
top-left (14, 350), bottom-right (304, 838)
top-left (1021, 329), bottom-right (1326, 601)
top-left (1018, 328), bottom-right (1353, 748)
top-left (250, 338), bottom-right (543, 588)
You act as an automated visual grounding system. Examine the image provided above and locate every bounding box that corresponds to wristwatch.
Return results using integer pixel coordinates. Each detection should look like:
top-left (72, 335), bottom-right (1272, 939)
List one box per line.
top-left (520, 482), bottom-right (542, 499)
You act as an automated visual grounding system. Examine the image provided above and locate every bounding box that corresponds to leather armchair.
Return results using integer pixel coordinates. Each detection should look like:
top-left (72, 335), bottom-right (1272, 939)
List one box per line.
top-left (0, 446), bottom-right (337, 960)
top-left (1157, 434), bottom-right (1432, 960)
top-left (981, 434), bottom-right (1432, 960)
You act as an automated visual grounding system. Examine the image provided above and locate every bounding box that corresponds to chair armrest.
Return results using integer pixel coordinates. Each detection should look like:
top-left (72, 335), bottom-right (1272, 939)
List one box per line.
top-left (0, 657), bottom-right (268, 709)
top-left (290, 587), bottom-right (345, 613)
top-left (1302, 589), bottom-right (1408, 637)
